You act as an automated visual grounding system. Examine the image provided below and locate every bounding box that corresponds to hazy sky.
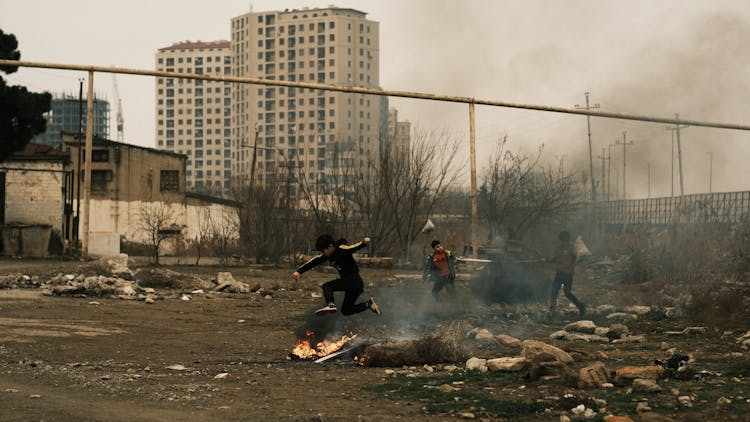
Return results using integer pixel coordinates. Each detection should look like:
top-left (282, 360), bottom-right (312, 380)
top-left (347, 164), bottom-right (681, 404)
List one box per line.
top-left (3, 0), bottom-right (749, 197)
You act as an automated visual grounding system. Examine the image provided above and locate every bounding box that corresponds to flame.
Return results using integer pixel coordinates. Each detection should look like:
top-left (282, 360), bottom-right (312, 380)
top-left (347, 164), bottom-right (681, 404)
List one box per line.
top-left (290, 331), bottom-right (357, 360)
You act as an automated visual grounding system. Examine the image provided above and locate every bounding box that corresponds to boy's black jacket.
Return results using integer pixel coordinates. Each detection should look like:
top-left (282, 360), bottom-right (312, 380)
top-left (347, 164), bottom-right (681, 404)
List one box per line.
top-left (297, 238), bottom-right (367, 278)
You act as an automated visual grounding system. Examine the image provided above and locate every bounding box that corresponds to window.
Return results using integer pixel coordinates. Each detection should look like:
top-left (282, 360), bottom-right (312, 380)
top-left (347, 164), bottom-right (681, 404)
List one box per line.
top-left (91, 170), bottom-right (112, 194)
top-left (92, 149), bottom-right (109, 162)
top-left (160, 170), bottom-right (180, 192)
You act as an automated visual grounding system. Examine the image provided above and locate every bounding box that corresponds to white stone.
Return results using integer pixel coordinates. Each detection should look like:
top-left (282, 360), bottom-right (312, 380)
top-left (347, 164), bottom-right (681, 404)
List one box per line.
top-left (465, 357), bottom-right (488, 372)
top-left (564, 320), bottom-right (597, 334)
top-left (487, 357), bottom-right (527, 372)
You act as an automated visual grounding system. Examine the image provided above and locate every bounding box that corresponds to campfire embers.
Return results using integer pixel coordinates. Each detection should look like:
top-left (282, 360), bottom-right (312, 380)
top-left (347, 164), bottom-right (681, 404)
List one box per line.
top-left (289, 330), bottom-right (358, 361)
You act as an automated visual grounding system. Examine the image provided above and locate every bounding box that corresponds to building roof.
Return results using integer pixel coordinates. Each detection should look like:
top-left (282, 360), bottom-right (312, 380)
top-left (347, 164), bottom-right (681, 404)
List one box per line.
top-left (186, 192), bottom-right (241, 208)
top-left (61, 131), bottom-right (187, 161)
top-left (6, 142), bottom-right (69, 162)
top-left (158, 40), bottom-right (230, 52)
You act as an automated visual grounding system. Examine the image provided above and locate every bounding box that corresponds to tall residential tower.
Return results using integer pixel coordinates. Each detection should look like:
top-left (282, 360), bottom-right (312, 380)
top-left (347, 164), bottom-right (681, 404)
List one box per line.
top-left (155, 40), bottom-right (233, 194)
top-left (230, 6), bottom-right (384, 194)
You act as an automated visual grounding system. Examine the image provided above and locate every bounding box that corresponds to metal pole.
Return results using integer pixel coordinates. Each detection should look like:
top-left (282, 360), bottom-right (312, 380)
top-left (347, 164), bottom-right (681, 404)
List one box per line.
top-left (675, 113), bottom-right (685, 196)
top-left (600, 148), bottom-right (606, 202)
top-left (622, 132), bottom-right (627, 200)
top-left (575, 92), bottom-right (598, 213)
top-left (607, 144), bottom-right (613, 201)
top-left (671, 130), bottom-right (674, 197)
top-left (707, 151), bottom-right (713, 193)
top-left (75, 79), bottom-right (83, 254)
top-left (647, 162), bottom-right (651, 198)
top-left (469, 102), bottom-right (478, 259)
top-left (81, 71), bottom-right (95, 258)
top-left (2, 60), bottom-right (750, 132)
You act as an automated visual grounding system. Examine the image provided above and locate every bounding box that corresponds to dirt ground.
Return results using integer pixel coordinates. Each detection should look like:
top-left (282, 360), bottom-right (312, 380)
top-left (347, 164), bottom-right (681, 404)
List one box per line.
top-left (0, 257), bottom-right (748, 421)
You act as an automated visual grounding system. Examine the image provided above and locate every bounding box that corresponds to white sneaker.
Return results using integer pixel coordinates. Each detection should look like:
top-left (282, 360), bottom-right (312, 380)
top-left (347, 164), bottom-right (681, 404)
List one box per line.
top-left (369, 297), bottom-right (382, 316)
top-left (315, 303), bottom-right (337, 316)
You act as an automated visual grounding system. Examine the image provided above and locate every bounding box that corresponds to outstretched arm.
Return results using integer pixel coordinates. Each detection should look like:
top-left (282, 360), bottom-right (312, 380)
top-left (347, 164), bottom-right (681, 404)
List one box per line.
top-left (293, 254), bottom-right (327, 282)
top-left (338, 236), bottom-right (370, 254)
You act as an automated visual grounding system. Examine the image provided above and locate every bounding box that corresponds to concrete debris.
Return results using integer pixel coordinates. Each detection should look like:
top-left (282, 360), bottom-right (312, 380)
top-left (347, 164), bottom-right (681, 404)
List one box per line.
top-left (522, 340), bottom-right (574, 364)
top-left (495, 334), bottom-right (521, 346)
top-left (564, 320), bottom-right (597, 334)
top-left (486, 357), bottom-right (527, 372)
top-left (213, 272), bottom-right (250, 293)
top-left (0, 274), bottom-right (42, 289)
top-left (665, 326), bottom-right (707, 336)
top-left (632, 378), bottom-right (662, 393)
top-left (606, 313), bottom-right (639, 321)
top-left (104, 253), bottom-right (135, 280)
top-left (465, 357), bottom-right (488, 372)
top-left (577, 362), bottom-right (611, 388)
top-left (615, 365), bottom-right (664, 383)
top-left (466, 328), bottom-right (496, 342)
top-left (678, 395), bottom-right (693, 407)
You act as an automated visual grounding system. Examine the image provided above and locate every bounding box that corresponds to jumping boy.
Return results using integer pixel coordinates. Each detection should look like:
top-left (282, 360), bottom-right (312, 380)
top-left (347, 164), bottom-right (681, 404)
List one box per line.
top-left (548, 230), bottom-right (586, 317)
top-left (293, 234), bottom-right (382, 317)
top-left (422, 240), bottom-right (457, 300)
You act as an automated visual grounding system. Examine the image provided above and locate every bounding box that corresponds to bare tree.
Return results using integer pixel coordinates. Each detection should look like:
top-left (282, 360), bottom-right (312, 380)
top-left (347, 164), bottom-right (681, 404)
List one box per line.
top-left (208, 206), bottom-right (239, 265)
top-left (351, 128), bottom-right (464, 260)
top-left (479, 137), bottom-right (581, 241)
top-left (194, 206), bottom-right (213, 265)
top-left (137, 202), bottom-right (180, 265)
top-left (238, 162), bottom-right (301, 263)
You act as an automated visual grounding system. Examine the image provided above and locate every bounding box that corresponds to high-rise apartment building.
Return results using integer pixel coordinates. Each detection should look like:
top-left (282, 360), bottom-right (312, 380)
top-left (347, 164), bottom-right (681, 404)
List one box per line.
top-left (230, 6), bottom-right (384, 193)
top-left (155, 40), bottom-right (233, 194)
top-left (33, 94), bottom-right (110, 147)
top-left (387, 107), bottom-right (411, 159)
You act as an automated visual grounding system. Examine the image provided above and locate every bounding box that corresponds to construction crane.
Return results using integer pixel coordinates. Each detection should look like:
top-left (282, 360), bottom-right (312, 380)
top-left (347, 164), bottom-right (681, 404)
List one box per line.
top-left (112, 73), bottom-right (124, 142)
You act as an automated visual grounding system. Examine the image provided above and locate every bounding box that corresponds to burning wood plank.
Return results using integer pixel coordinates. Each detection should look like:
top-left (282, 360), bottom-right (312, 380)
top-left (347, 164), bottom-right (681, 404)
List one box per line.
top-left (313, 346), bottom-right (356, 363)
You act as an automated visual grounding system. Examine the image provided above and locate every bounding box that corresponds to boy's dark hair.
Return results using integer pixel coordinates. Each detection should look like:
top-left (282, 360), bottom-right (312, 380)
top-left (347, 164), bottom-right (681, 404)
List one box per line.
top-left (315, 234), bottom-right (335, 251)
top-left (558, 231), bottom-right (571, 242)
top-left (431, 240), bottom-right (441, 249)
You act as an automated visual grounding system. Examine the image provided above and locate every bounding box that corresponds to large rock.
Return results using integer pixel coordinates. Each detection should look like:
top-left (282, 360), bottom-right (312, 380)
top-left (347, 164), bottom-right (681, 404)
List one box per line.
top-left (564, 320), bottom-right (597, 334)
top-left (106, 253), bottom-right (134, 280)
top-left (566, 333), bottom-right (610, 343)
top-left (578, 362), bottom-right (610, 388)
top-left (521, 340), bottom-right (574, 364)
top-left (495, 334), bottom-right (521, 346)
top-left (632, 378), bottom-right (662, 393)
top-left (213, 272), bottom-right (250, 293)
top-left (466, 357), bottom-right (488, 372)
top-left (615, 365), bottom-right (664, 383)
top-left (486, 357), bottom-right (527, 372)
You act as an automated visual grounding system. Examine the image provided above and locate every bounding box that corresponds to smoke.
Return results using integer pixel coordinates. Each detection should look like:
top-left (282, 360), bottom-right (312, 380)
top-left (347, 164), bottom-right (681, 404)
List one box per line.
top-left (558, 11), bottom-right (750, 197)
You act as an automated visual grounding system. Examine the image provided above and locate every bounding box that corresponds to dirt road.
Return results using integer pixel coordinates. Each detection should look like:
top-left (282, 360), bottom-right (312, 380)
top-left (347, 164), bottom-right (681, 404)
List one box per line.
top-left (0, 258), bottom-right (748, 421)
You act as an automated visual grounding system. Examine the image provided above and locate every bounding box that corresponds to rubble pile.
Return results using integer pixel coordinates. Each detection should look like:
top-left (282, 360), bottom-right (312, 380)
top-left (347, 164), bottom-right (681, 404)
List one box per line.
top-left (41, 273), bottom-right (160, 301)
top-left (549, 320), bottom-right (644, 344)
top-left (0, 273), bottom-right (42, 289)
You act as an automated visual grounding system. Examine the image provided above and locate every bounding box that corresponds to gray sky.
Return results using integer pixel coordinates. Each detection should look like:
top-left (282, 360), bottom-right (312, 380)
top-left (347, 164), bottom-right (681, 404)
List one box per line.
top-left (3, 0), bottom-right (749, 197)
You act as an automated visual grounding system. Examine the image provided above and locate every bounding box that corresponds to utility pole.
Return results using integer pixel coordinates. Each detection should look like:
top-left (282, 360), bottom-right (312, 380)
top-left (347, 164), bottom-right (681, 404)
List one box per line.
top-left (75, 78), bottom-right (84, 255)
top-left (596, 147), bottom-right (609, 202)
top-left (615, 131), bottom-right (634, 200)
top-left (706, 151), bottom-right (713, 193)
top-left (249, 124), bottom-right (260, 188)
top-left (607, 144), bottom-right (615, 201)
top-left (647, 162), bottom-right (651, 198)
top-left (666, 113), bottom-right (689, 196)
top-left (575, 92), bottom-right (599, 212)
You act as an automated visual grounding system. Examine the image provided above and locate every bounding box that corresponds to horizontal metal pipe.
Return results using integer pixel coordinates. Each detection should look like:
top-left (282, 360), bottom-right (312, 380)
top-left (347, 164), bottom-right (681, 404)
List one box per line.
top-left (2, 59), bottom-right (749, 131)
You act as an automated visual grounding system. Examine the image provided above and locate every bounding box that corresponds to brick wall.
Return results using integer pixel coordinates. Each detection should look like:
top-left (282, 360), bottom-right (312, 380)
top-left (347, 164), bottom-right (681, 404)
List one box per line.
top-left (3, 161), bottom-right (65, 229)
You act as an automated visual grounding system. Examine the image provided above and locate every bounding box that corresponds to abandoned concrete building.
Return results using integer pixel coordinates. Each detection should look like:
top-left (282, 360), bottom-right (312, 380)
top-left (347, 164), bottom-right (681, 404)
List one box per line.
top-left (0, 134), bottom-right (239, 257)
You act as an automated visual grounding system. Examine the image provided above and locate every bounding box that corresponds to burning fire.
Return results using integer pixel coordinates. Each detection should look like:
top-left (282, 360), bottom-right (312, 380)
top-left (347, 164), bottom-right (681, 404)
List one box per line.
top-left (290, 330), bottom-right (357, 360)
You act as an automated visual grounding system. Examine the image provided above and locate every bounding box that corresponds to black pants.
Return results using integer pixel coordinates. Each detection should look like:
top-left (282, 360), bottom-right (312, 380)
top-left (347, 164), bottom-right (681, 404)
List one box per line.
top-left (550, 272), bottom-right (584, 312)
top-left (321, 275), bottom-right (369, 315)
top-left (431, 275), bottom-right (455, 299)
